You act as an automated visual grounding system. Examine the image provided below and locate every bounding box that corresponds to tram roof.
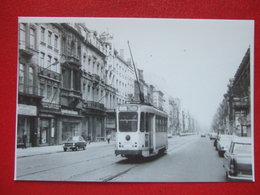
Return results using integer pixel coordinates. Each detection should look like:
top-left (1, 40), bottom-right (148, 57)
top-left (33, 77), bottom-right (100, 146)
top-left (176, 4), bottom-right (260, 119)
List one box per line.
top-left (118, 103), bottom-right (168, 117)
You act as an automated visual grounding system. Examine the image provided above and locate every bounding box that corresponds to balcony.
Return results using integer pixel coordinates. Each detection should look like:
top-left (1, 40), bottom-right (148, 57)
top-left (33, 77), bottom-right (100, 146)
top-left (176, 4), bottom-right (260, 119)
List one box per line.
top-left (38, 66), bottom-right (61, 81)
top-left (41, 102), bottom-right (61, 110)
top-left (92, 74), bottom-right (100, 82)
top-left (60, 87), bottom-right (81, 98)
top-left (84, 101), bottom-right (105, 111)
top-left (19, 41), bottom-right (33, 58)
top-left (85, 39), bottom-right (106, 57)
top-left (61, 54), bottom-right (80, 66)
top-left (18, 83), bottom-right (41, 97)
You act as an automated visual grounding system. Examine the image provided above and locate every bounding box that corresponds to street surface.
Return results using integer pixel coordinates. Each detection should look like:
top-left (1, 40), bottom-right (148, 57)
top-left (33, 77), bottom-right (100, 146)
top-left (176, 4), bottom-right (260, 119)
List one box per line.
top-left (16, 135), bottom-right (226, 182)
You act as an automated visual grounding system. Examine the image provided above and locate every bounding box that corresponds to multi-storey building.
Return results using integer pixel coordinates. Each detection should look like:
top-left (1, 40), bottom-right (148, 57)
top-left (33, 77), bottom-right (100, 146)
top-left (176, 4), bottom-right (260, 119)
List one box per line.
top-left (18, 23), bottom-right (41, 147)
top-left (37, 23), bottom-right (62, 146)
top-left (212, 48), bottom-right (251, 137)
top-left (76, 23), bottom-right (116, 141)
top-left (153, 90), bottom-right (164, 111)
top-left (17, 22), bottom-right (140, 147)
top-left (113, 50), bottom-right (135, 104)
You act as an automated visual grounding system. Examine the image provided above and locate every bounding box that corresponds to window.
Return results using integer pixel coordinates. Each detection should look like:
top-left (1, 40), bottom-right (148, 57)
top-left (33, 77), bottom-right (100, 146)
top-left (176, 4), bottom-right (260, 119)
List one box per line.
top-left (54, 35), bottom-right (58, 48)
top-left (41, 27), bottom-right (45, 42)
top-left (48, 31), bottom-right (52, 45)
top-left (19, 63), bottom-right (25, 92)
top-left (62, 68), bottom-right (71, 89)
top-left (40, 83), bottom-right (45, 96)
top-left (19, 23), bottom-right (26, 46)
top-left (53, 58), bottom-right (58, 72)
top-left (52, 87), bottom-right (58, 103)
top-left (29, 28), bottom-right (36, 49)
top-left (119, 112), bottom-right (138, 132)
top-left (47, 55), bottom-right (52, 67)
top-left (140, 112), bottom-right (146, 132)
top-left (40, 52), bottom-right (45, 67)
top-left (28, 67), bottom-right (34, 94)
top-left (47, 85), bottom-right (52, 100)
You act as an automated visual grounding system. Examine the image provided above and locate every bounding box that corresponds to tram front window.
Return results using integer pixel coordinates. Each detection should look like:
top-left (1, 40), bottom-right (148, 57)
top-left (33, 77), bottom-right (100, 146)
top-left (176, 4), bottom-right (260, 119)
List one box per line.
top-left (119, 112), bottom-right (138, 132)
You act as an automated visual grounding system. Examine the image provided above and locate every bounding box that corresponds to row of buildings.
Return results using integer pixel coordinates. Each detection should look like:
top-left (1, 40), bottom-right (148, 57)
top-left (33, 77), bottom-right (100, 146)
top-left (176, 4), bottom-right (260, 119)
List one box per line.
top-left (135, 70), bottom-right (199, 135)
top-left (211, 48), bottom-right (251, 137)
top-left (17, 22), bottom-right (198, 147)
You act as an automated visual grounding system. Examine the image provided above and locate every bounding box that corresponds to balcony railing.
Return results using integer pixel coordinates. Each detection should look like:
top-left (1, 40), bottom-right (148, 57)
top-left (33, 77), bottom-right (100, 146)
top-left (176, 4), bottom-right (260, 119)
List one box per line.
top-left (84, 101), bottom-right (105, 111)
top-left (38, 66), bottom-right (61, 81)
top-left (19, 41), bottom-right (33, 57)
top-left (41, 101), bottom-right (61, 110)
top-left (18, 83), bottom-right (40, 96)
top-left (61, 53), bottom-right (80, 65)
top-left (60, 87), bottom-right (81, 98)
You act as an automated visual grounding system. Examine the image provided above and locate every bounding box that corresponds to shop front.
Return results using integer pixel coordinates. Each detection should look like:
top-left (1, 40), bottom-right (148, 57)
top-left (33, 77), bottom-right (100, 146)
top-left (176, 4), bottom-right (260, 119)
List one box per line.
top-left (82, 108), bottom-right (106, 142)
top-left (61, 109), bottom-right (83, 142)
top-left (17, 104), bottom-right (38, 147)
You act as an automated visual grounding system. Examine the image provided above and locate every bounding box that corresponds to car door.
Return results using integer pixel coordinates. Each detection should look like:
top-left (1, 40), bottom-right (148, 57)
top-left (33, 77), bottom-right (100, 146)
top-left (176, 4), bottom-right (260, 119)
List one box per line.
top-left (223, 143), bottom-right (233, 171)
top-left (79, 137), bottom-right (83, 148)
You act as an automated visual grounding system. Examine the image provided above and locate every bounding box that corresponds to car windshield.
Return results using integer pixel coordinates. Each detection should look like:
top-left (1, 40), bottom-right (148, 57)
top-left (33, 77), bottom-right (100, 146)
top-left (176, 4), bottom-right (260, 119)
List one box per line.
top-left (233, 143), bottom-right (252, 154)
top-left (67, 137), bottom-right (79, 141)
top-left (119, 112), bottom-right (138, 132)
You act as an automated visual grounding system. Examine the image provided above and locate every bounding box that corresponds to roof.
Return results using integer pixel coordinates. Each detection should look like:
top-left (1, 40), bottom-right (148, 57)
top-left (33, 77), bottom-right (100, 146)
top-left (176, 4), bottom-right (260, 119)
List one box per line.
top-left (232, 137), bottom-right (252, 144)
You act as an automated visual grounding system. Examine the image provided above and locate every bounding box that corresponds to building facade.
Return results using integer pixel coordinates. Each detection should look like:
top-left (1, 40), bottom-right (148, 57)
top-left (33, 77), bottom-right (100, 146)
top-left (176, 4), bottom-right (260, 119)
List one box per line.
top-left (17, 22), bottom-right (139, 147)
top-left (212, 48), bottom-right (251, 137)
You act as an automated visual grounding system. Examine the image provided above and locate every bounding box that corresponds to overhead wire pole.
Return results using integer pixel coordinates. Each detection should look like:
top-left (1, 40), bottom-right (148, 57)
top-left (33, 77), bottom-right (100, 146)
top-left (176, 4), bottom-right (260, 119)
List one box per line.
top-left (127, 40), bottom-right (144, 103)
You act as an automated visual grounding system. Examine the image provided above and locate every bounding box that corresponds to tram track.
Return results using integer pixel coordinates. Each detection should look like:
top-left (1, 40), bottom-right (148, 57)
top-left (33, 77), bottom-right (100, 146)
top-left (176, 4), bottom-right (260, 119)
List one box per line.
top-left (16, 136), bottom-right (199, 181)
top-left (16, 153), bottom-right (113, 179)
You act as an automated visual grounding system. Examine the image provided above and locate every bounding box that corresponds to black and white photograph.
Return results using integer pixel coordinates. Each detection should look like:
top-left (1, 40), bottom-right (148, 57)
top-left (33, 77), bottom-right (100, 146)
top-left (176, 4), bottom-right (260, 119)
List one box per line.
top-left (15, 17), bottom-right (254, 182)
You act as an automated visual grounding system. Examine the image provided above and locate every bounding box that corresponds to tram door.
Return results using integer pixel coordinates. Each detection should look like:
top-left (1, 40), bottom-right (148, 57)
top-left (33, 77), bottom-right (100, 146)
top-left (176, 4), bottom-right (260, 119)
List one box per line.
top-left (146, 113), bottom-right (154, 153)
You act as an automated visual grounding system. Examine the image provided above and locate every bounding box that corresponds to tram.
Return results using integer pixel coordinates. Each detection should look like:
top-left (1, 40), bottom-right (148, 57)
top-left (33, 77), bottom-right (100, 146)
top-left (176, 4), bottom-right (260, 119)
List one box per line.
top-left (115, 103), bottom-right (168, 158)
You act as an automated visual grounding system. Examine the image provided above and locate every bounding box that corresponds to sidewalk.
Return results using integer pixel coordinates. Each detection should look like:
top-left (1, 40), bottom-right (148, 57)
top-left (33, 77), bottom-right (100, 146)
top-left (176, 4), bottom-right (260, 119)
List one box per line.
top-left (16, 141), bottom-right (115, 158)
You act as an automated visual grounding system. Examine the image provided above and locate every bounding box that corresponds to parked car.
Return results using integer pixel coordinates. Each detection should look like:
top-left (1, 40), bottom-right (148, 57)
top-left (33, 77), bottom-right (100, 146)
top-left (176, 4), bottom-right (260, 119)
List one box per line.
top-left (216, 135), bottom-right (234, 157)
top-left (223, 137), bottom-right (253, 181)
top-left (209, 132), bottom-right (217, 140)
top-left (200, 133), bottom-right (206, 138)
top-left (167, 133), bottom-right (173, 138)
top-left (63, 136), bottom-right (87, 151)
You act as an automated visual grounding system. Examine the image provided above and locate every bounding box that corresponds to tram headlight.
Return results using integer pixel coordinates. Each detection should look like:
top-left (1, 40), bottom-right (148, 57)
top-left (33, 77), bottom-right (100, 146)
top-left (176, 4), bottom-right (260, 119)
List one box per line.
top-left (126, 135), bottom-right (131, 141)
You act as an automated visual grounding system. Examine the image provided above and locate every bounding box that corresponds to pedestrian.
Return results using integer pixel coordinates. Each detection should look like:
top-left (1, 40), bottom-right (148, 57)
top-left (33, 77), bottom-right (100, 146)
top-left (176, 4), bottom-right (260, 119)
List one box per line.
top-left (107, 134), bottom-right (111, 144)
top-left (23, 129), bottom-right (27, 149)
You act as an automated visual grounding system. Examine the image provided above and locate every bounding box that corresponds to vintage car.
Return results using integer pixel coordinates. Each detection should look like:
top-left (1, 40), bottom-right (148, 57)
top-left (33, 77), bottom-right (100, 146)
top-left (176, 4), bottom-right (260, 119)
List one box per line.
top-left (200, 133), bottom-right (206, 138)
top-left (216, 135), bottom-right (234, 157)
top-left (223, 137), bottom-right (253, 181)
top-left (63, 136), bottom-right (87, 151)
top-left (209, 132), bottom-right (218, 140)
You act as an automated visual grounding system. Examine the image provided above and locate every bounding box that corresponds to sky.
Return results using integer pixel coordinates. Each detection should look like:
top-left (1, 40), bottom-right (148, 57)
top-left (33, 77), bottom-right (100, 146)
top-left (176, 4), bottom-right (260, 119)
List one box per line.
top-left (21, 17), bottom-right (254, 130)
top-left (83, 18), bottom-right (254, 130)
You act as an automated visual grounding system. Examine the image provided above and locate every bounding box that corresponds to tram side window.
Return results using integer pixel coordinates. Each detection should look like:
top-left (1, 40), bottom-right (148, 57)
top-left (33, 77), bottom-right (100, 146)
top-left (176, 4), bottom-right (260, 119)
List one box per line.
top-left (140, 112), bottom-right (146, 132)
top-left (146, 113), bottom-right (152, 132)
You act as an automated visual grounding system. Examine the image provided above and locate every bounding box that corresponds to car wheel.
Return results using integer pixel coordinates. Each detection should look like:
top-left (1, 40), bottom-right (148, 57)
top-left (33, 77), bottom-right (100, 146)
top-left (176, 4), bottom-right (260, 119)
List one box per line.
top-left (226, 172), bottom-right (230, 182)
top-left (64, 148), bottom-right (67, 152)
top-left (75, 146), bottom-right (79, 151)
top-left (83, 146), bottom-right (86, 150)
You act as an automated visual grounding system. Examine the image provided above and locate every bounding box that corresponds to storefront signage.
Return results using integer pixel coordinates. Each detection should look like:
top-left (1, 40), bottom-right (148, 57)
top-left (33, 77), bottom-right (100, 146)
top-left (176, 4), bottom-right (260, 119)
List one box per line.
top-left (61, 109), bottom-right (78, 115)
top-left (18, 104), bottom-right (37, 116)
